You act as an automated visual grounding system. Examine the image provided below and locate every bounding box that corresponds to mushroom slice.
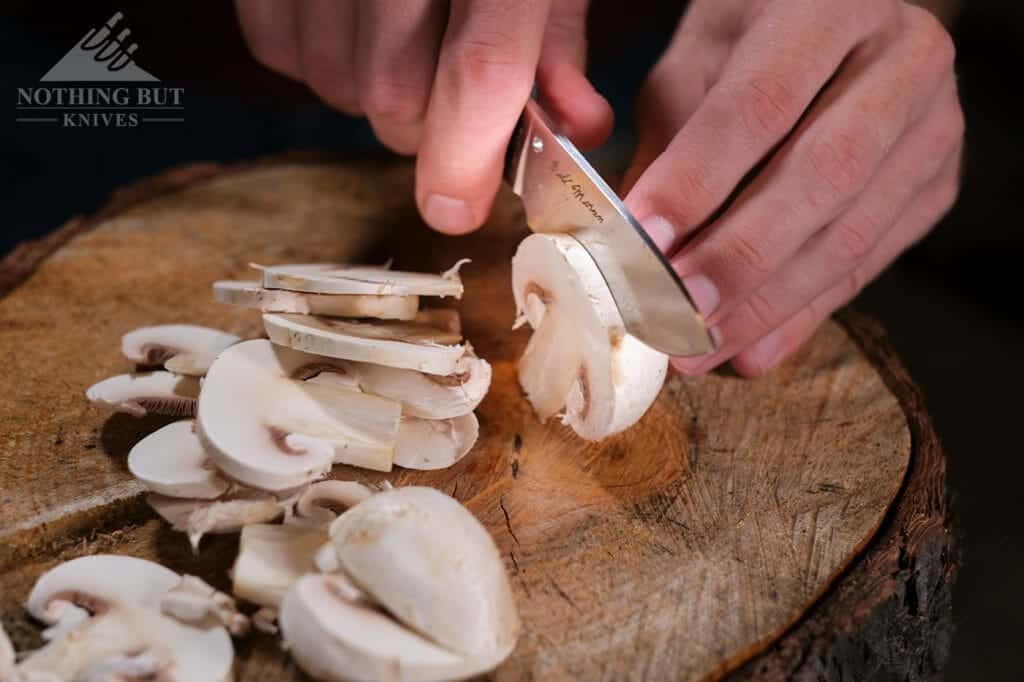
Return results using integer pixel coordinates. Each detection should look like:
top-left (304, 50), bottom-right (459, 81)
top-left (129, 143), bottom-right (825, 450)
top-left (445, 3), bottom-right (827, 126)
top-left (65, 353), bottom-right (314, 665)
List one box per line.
top-left (394, 413), bottom-right (479, 471)
top-left (281, 574), bottom-right (511, 682)
top-left (122, 324), bottom-right (240, 377)
top-left (352, 351), bottom-right (491, 419)
top-left (85, 371), bottom-right (200, 417)
top-left (329, 486), bottom-right (520, 658)
top-left (231, 524), bottom-right (327, 608)
top-left (147, 490), bottom-right (286, 551)
top-left (293, 480), bottom-right (378, 525)
top-left (511, 233), bottom-right (668, 440)
top-left (128, 420), bottom-right (229, 499)
top-left (414, 308), bottom-right (461, 335)
top-left (198, 340), bottom-right (402, 491)
top-left (213, 280), bottom-right (420, 320)
top-left (260, 261), bottom-right (466, 298)
top-left (161, 575), bottom-right (250, 636)
top-left (263, 313), bottom-right (466, 376)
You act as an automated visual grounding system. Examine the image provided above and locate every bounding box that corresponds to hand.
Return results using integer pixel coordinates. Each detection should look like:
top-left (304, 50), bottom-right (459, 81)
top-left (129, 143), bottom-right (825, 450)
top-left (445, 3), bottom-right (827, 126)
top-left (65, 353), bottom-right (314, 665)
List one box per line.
top-left (622, 0), bottom-right (964, 377)
top-left (235, 0), bottom-right (613, 234)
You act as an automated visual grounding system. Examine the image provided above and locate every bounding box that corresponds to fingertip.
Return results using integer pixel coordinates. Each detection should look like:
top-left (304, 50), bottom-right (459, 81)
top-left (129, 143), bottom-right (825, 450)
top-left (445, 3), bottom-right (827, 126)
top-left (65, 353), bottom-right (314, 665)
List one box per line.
top-left (669, 356), bottom-right (711, 377)
top-left (418, 193), bottom-right (486, 235)
top-left (538, 61), bottom-right (614, 151)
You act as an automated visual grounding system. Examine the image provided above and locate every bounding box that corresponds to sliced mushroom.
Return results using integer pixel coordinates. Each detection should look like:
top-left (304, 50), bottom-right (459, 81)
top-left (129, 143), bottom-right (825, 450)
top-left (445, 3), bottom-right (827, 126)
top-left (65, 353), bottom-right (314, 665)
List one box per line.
top-left (161, 575), bottom-right (249, 636)
top-left (263, 313), bottom-right (466, 376)
top-left (231, 523), bottom-right (327, 608)
top-left (394, 413), bottom-right (479, 471)
top-left (511, 233), bottom-right (668, 440)
top-left (281, 573), bottom-right (512, 682)
top-left (213, 280), bottom-right (420, 320)
top-left (351, 351), bottom-right (491, 419)
top-left (292, 480), bottom-right (378, 526)
top-left (414, 308), bottom-right (461, 335)
top-left (122, 324), bottom-right (240, 377)
top-left (128, 420), bottom-right (229, 499)
top-left (260, 261), bottom-right (466, 298)
top-left (197, 340), bottom-right (402, 491)
top-left (85, 371), bottom-right (200, 417)
top-left (147, 490), bottom-right (286, 551)
top-left (329, 486), bottom-right (520, 659)
top-left (19, 555), bottom-right (233, 682)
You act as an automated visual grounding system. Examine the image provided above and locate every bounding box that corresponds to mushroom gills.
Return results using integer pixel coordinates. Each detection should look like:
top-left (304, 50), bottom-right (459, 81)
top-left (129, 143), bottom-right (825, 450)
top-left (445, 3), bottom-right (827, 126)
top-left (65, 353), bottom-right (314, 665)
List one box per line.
top-left (85, 371), bottom-right (200, 417)
top-left (122, 324), bottom-right (240, 376)
top-left (213, 280), bottom-right (420, 320)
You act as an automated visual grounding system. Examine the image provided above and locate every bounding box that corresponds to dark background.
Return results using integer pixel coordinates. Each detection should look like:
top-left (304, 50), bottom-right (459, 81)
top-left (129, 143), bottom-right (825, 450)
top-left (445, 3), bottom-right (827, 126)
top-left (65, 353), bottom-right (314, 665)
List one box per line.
top-left (1, 2), bottom-right (1020, 679)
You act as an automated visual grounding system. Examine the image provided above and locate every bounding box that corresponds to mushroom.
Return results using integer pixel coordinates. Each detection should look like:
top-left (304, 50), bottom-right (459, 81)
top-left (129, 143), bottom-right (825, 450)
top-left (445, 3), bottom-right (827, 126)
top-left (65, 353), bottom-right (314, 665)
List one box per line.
top-left (350, 351), bottom-right (491, 419)
top-left (147, 490), bottom-right (287, 551)
top-left (213, 280), bottom-right (420, 320)
top-left (127, 420), bottom-right (229, 499)
top-left (262, 313), bottom-right (466, 376)
top-left (511, 233), bottom-right (668, 440)
top-left (259, 261), bottom-right (466, 298)
top-left (280, 573), bottom-right (511, 682)
top-left (122, 324), bottom-right (241, 377)
top-left (413, 308), bottom-right (461, 335)
top-left (231, 523), bottom-right (327, 609)
top-left (160, 575), bottom-right (249, 636)
top-left (197, 340), bottom-right (402, 491)
top-left (328, 486), bottom-right (520, 659)
top-left (17, 555), bottom-right (234, 682)
top-left (85, 371), bottom-right (200, 417)
top-left (292, 480), bottom-right (379, 526)
top-left (394, 414), bottom-right (479, 471)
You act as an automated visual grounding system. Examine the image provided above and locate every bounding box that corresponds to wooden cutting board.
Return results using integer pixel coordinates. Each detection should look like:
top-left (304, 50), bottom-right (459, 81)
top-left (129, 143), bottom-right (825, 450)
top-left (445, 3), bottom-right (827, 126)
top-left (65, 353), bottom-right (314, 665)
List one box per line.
top-left (0, 156), bottom-right (955, 681)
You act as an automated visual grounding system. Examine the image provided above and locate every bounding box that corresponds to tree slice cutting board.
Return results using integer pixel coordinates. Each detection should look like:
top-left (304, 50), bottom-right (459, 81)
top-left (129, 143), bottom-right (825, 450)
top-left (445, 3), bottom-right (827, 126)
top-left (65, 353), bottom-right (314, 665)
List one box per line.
top-left (0, 157), bottom-right (953, 681)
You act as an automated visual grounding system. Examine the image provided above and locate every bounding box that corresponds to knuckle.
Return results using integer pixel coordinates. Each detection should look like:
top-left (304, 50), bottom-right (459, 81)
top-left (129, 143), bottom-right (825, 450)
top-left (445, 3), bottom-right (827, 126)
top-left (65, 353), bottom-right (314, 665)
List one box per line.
top-left (806, 125), bottom-right (879, 207)
top-left (721, 231), bottom-right (774, 280)
top-left (728, 72), bottom-right (799, 141)
top-left (934, 177), bottom-right (961, 215)
top-left (907, 6), bottom-right (957, 71)
top-left (828, 213), bottom-right (881, 266)
top-left (446, 35), bottom-right (532, 91)
top-left (745, 292), bottom-right (782, 336)
top-left (302, 55), bottom-right (358, 114)
top-left (840, 268), bottom-right (866, 300)
top-left (362, 78), bottom-right (427, 125)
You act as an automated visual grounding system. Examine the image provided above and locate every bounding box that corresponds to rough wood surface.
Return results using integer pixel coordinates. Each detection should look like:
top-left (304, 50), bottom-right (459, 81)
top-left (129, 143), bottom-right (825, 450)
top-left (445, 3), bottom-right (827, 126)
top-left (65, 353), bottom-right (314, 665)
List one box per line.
top-left (0, 158), bottom-right (935, 681)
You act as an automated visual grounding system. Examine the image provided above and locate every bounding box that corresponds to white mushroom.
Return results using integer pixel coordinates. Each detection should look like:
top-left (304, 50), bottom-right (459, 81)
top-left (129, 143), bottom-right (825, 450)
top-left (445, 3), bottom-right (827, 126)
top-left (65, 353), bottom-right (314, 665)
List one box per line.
top-left (511, 233), bottom-right (668, 440)
top-left (260, 261), bottom-right (466, 298)
top-left (231, 523), bottom-right (327, 608)
top-left (329, 486), bottom-right (520, 659)
top-left (394, 414), bottom-right (479, 471)
top-left (85, 371), bottom-right (200, 417)
top-left (18, 555), bottom-right (233, 682)
top-left (292, 480), bottom-right (378, 526)
top-left (351, 351), bottom-right (491, 419)
top-left (128, 420), bottom-right (229, 499)
top-left (263, 313), bottom-right (466, 376)
top-left (160, 575), bottom-right (249, 636)
top-left (147, 490), bottom-right (287, 551)
top-left (213, 280), bottom-right (420, 320)
top-left (122, 324), bottom-right (241, 377)
top-left (197, 340), bottom-right (402, 491)
top-left (281, 573), bottom-right (511, 682)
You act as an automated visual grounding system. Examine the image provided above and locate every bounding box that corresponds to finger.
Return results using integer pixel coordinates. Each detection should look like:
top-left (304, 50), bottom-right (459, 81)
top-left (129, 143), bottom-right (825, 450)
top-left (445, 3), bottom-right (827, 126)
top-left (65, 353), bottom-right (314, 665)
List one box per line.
top-left (416, 0), bottom-right (552, 234)
top-left (671, 6), bottom-right (956, 325)
top-left (672, 79), bottom-right (963, 375)
top-left (625, 0), bottom-right (898, 247)
top-left (297, 0), bottom-right (360, 115)
top-left (536, 0), bottom-right (613, 150)
top-left (355, 0), bottom-right (445, 154)
top-left (235, 0), bottom-right (301, 80)
top-left (727, 156), bottom-right (962, 378)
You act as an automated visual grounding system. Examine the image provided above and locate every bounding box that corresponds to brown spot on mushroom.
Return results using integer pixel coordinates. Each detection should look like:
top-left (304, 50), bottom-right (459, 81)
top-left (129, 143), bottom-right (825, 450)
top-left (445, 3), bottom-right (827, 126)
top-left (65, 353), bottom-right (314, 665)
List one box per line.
top-left (576, 365), bottom-right (591, 421)
top-left (305, 495), bottom-right (352, 515)
top-left (48, 590), bottom-right (110, 616)
top-left (426, 370), bottom-right (470, 387)
top-left (140, 344), bottom-right (179, 366)
top-left (135, 397), bottom-right (197, 418)
top-left (291, 363), bottom-right (350, 381)
top-left (523, 282), bottom-right (550, 303)
top-left (267, 426), bottom-right (304, 455)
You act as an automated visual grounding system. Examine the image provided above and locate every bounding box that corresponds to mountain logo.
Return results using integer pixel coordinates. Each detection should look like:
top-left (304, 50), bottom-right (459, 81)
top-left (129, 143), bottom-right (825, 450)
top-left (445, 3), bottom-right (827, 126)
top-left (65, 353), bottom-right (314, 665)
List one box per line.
top-left (41, 11), bottom-right (158, 82)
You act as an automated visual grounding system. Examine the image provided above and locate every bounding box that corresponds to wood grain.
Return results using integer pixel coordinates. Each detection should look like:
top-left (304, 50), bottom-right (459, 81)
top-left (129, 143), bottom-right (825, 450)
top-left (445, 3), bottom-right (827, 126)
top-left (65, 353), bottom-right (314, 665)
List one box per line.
top-left (0, 158), bottom-right (921, 681)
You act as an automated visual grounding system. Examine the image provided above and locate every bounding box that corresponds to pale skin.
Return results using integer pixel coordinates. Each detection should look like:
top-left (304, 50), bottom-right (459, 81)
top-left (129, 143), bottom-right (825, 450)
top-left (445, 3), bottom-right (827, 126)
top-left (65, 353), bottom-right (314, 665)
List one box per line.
top-left (235, 0), bottom-right (964, 377)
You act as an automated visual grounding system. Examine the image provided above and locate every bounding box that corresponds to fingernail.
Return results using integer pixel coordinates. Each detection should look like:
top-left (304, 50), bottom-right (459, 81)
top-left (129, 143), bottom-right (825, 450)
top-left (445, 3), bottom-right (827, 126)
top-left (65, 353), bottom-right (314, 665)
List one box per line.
top-left (682, 274), bottom-right (720, 318)
top-left (746, 328), bottom-right (785, 373)
top-left (641, 215), bottom-right (676, 253)
top-left (423, 194), bottom-right (476, 234)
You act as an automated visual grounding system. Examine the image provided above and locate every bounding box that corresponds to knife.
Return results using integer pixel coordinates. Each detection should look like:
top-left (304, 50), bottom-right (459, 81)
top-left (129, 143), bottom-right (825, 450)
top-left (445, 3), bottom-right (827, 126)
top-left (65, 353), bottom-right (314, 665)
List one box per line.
top-left (503, 98), bottom-right (715, 357)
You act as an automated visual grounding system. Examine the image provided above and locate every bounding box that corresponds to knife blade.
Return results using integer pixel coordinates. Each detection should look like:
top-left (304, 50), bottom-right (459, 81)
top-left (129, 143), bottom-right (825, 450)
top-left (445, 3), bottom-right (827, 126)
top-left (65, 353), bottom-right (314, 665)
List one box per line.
top-left (503, 98), bottom-right (715, 357)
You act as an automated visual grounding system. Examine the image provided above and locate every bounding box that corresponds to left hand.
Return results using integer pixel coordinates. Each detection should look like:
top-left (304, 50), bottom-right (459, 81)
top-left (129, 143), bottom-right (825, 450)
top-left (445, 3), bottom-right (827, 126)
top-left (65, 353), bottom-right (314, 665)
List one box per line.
top-left (622, 0), bottom-right (964, 377)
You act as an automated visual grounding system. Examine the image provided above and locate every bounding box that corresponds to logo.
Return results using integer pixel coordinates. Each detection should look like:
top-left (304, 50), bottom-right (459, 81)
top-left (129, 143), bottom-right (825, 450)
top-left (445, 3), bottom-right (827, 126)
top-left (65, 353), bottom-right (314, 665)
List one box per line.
top-left (16, 12), bottom-right (184, 128)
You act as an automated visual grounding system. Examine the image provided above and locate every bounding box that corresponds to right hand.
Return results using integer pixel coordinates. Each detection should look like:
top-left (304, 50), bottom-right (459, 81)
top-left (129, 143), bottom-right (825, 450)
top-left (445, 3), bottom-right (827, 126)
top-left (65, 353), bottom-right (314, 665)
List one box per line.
top-left (235, 0), bottom-right (613, 234)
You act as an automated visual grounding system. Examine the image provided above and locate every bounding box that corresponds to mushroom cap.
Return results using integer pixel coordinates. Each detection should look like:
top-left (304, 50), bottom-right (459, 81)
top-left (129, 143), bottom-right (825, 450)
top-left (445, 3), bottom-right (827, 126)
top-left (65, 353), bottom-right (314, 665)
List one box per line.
top-left (232, 524), bottom-right (326, 608)
top-left (261, 263), bottom-right (464, 298)
top-left (329, 487), bottom-right (520, 658)
top-left (213, 280), bottom-right (420, 320)
top-left (352, 352), bottom-right (491, 419)
top-left (394, 413), bottom-right (479, 471)
top-left (128, 420), bottom-right (229, 499)
top-left (85, 371), bottom-right (200, 417)
top-left (282, 574), bottom-right (511, 682)
top-left (122, 324), bottom-right (240, 376)
top-left (197, 340), bottom-right (401, 491)
top-left (263, 314), bottom-right (466, 376)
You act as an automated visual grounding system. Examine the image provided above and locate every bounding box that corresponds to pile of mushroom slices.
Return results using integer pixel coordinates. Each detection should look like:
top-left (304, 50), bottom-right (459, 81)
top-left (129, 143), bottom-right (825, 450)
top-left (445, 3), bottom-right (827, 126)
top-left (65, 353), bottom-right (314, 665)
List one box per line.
top-left (511, 233), bottom-right (669, 440)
